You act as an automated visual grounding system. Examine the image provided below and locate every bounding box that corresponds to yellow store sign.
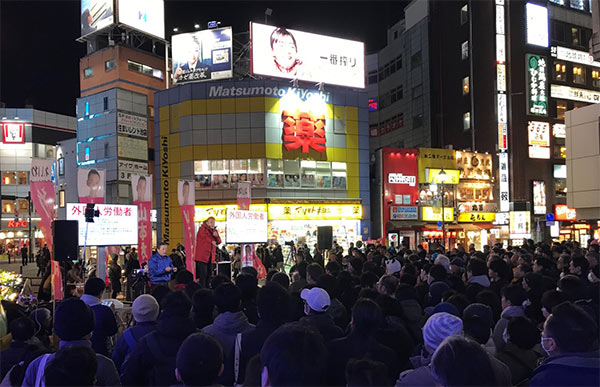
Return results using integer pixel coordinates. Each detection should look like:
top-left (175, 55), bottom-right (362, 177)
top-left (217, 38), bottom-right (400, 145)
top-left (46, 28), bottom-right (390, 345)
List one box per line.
top-left (195, 204), bottom-right (267, 222)
top-left (268, 204), bottom-right (362, 220)
top-left (418, 148), bottom-right (457, 182)
top-left (422, 207), bottom-right (454, 222)
top-left (457, 212), bottom-right (496, 223)
top-left (427, 168), bottom-right (460, 184)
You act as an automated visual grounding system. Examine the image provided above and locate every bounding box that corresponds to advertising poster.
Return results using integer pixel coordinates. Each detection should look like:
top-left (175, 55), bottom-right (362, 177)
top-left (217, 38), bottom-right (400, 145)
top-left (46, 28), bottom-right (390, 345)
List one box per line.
top-left (237, 181), bottom-right (252, 210)
top-left (118, 136), bottom-right (148, 160)
top-left (509, 211), bottom-right (532, 239)
top-left (172, 27), bottom-right (233, 84)
top-left (67, 203), bottom-right (138, 246)
top-left (178, 180), bottom-right (196, 276)
top-left (81, 0), bottom-right (114, 37)
top-left (250, 22), bottom-right (365, 88)
top-left (533, 180), bottom-right (546, 215)
top-left (132, 175), bottom-right (152, 264)
top-left (78, 168), bottom-right (106, 204)
top-left (117, 112), bottom-right (148, 138)
top-left (30, 158), bottom-right (55, 257)
top-left (241, 244), bottom-right (267, 279)
top-left (118, 0), bottom-right (164, 39)
top-left (528, 121), bottom-right (550, 146)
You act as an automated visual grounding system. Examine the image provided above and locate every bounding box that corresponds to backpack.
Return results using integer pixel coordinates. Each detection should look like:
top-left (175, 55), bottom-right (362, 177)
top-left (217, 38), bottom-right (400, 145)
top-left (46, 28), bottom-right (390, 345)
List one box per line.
top-left (145, 334), bottom-right (178, 386)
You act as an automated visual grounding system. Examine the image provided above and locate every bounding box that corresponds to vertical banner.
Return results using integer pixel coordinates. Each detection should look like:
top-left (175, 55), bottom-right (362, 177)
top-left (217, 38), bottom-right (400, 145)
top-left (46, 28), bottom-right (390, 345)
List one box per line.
top-left (78, 168), bottom-right (106, 204)
top-left (237, 181), bottom-right (251, 210)
top-left (178, 180), bottom-right (196, 277)
top-left (132, 174), bottom-right (153, 264)
top-left (51, 260), bottom-right (63, 301)
top-left (242, 244), bottom-right (267, 279)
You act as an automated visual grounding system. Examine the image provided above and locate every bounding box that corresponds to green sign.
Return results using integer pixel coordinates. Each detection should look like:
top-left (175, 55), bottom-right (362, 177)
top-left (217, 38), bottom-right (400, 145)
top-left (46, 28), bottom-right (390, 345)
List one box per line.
top-left (527, 54), bottom-right (548, 116)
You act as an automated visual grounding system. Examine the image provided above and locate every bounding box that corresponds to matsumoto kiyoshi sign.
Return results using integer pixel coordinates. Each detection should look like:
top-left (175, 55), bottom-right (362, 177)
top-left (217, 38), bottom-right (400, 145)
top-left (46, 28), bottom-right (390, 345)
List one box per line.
top-left (208, 85), bottom-right (331, 103)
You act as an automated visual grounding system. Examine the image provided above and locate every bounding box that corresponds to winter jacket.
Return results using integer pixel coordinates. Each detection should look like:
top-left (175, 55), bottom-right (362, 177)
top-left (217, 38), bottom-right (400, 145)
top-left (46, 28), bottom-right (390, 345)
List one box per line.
top-left (298, 312), bottom-right (344, 343)
top-left (492, 305), bottom-right (526, 352)
top-left (81, 294), bottom-right (118, 357)
top-left (327, 298), bottom-right (349, 330)
top-left (0, 341), bottom-right (38, 380)
top-left (399, 299), bottom-right (424, 344)
top-left (530, 350), bottom-right (600, 386)
top-left (22, 340), bottom-right (120, 387)
top-left (495, 342), bottom-right (541, 385)
top-left (238, 320), bottom-right (283, 384)
top-left (202, 311), bottom-right (254, 386)
top-left (465, 274), bottom-right (491, 302)
top-left (147, 253), bottom-right (174, 284)
top-left (194, 223), bottom-right (221, 264)
top-left (121, 315), bottom-right (197, 386)
top-left (111, 321), bottom-right (157, 373)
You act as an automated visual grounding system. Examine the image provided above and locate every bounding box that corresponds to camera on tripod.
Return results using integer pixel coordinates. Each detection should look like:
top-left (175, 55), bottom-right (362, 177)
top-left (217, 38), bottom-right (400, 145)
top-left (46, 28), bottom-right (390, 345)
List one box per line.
top-left (284, 240), bottom-right (295, 247)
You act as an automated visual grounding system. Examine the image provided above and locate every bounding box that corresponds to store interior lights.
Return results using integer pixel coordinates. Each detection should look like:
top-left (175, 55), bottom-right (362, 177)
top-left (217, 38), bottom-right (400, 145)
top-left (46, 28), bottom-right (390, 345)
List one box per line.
top-left (7, 232), bottom-right (14, 239)
top-left (0, 233), bottom-right (5, 240)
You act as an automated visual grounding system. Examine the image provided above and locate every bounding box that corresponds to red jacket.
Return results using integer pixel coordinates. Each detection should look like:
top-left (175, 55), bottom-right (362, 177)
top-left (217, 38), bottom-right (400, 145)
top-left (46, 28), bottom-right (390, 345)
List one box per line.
top-left (194, 222), bottom-right (222, 263)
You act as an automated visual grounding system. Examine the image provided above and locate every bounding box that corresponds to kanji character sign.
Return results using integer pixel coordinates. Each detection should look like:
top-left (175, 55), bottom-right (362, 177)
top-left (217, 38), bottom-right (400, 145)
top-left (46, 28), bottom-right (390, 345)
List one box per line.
top-left (281, 110), bottom-right (326, 153)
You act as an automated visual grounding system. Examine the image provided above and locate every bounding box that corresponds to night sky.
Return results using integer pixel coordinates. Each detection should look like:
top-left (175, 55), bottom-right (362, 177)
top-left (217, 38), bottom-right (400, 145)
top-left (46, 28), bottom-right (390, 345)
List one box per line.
top-left (0, 0), bottom-right (407, 117)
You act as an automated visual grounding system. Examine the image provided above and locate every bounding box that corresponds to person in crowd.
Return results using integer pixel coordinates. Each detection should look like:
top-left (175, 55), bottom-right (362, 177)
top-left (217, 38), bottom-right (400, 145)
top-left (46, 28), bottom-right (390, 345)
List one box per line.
top-left (22, 298), bottom-right (120, 386)
top-left (313, 244), bottom-right (324, 267)
top-left (108, 254), bottom-right (122, 299)
top-left (272, 242), bottom-right (284, 272)
top-left (202, 282), bottom-right (254, 386)
top-left (495, 316), bottom-right (542, 385)
top-left (396, 312), bottom-right (463, 386)
top-left (236, 273), bottom-right (259, 325)
top-left (462, 303), bottom-right (495, 355)
top-left (270, 272), bottom-right (290, 290)
top-left (148, 242), bottom-right (176, 288)
top-left (492, 284), bottom-right (528, 352)
top-left (298, 287), bottom-right (344, 343)
top-left (80, 278), bottom-right (118, 357)
top-left (540, 289), bottom-right (569, 319)
top-left (66, 262), bottom-right (83, 284)
top-left (191, 288), bottom-right (215, 329)
top-left (195, 217), bottom-right (222, 288)
top-left (43, 346), bottom-right (98, 386)
top-left (289, 261), bottom-right (309, 293)
top-left (569, 256), bottom-right (591, 283)
top-left (530, 301), bottom-right (599, 386)
top-left (124, 249), bottom-right (140, 301)
top-left (121, 291), bottom-right (197, 386)
top-left (327, 298), bottom-right (399, 386)
top-left (0, 317), bottom-right (39, 379)
top-left (111, 294), bottom-right (159, 372)
top-left (238, 282), bottom-right (290, 384)
top-left (29, 308), bottom-right (52, 349)
top-left (488, 259), bottom-right (511, 296)
top-left (395, 284), bottom-right (423, 344)
top-left (170, 248), bottom-right (185, 272)
top-left (306, 263), bottom-right (324, 285)
top-left (260, 323), bottom-right (328, 386)
top-left (175, 332), bottom-right (224, 387)
top-left (317, 273), bottom-right (349, 329)
top-left (465, 258), bottom-right (490, 302)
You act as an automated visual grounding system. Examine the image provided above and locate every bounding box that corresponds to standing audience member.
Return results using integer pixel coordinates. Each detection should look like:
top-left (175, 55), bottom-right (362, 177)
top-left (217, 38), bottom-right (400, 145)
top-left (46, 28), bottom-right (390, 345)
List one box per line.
top-left (298, 287), bottom-right (344, 343)
top-left (108, 254), bottom-right (122, 299)
top-left (191, 288), bottom-right (216, 329)
top-left (80, 278), bottom-right (118, 357)
top-left (0, 317), bottom-right (39, 379)
top-left (175, 332), bottom-right (224, 387)
top-left (495, 316), bottom-right (542, 385)
top-left (44, 346), bottom-right (98, 386)
top-left (492, 284), bottom-right (528, 352)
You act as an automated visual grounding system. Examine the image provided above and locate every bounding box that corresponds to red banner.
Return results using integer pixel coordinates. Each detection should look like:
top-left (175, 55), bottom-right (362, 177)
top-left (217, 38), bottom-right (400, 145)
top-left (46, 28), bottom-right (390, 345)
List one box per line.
top-left (30, 159), bottom-right (55, 254)
top-left (135, 201), bottom-right (152, 264)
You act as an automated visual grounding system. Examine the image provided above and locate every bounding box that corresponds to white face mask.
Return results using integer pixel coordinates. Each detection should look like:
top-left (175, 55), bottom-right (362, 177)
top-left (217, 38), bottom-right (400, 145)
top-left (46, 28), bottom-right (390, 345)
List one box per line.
top-left (304, 303), bottom-right (311, 316)
top-left (541, 337), bottom-right (553, 356)
top-left (502, 329), bottom-right (509, 343)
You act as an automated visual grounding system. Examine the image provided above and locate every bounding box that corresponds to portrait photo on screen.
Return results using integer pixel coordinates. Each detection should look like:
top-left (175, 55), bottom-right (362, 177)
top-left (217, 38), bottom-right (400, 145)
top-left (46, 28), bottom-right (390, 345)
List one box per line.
top-left (132, 174), bottom-right (152, 202)
top-left (178, 179), bottom-right (195, 206)
top-left (77, 168), bottom-right (106, 203)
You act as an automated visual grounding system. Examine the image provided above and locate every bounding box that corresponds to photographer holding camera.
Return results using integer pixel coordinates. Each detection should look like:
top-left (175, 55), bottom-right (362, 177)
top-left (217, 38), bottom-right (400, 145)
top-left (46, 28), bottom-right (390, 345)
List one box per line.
top-left (148, 242), bottom-right (176, 289)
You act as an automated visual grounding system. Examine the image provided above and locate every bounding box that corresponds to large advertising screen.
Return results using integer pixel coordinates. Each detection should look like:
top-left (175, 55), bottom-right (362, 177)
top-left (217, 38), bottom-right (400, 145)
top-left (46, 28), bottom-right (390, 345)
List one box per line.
top-left (226, 209), bottom-right (268, 244)
top-left (172, 27), bottom-right (233, 84)
top-left (81, 0), bottom-right (114, 37)
top-left (250, 22), bottom-right (365, 88)
top-left (67, 203), bottom-right (138, 246)
top-left (526, 3), bottom-right (548, 47)
top-left (533, 180), bottom-right (546, 215)
top-left (118, 0), bottom-right (164, 39)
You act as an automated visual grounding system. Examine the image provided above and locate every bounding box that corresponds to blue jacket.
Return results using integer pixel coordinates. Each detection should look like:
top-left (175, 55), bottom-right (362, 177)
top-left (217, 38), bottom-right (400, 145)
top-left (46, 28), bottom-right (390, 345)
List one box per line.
top-left (81, 294), bottom-right (118, 357)
top-left (530, 350), bottom-right (600, 386)
top-left (148, 253), bottom-right (174, 284)
top-left (111, 321), bottom-right (157, 373)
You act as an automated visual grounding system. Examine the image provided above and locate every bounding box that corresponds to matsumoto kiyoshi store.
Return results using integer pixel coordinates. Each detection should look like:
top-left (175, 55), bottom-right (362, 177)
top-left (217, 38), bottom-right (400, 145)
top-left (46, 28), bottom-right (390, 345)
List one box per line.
top-left (154, 80), bottom-right (370, 250)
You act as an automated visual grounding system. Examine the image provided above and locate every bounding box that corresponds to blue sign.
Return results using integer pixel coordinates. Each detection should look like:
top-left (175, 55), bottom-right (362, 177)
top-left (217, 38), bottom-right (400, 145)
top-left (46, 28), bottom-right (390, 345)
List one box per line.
top-left (436, 221), bottom-right (443, 228)
top-left (390, 206), bottom-right (418, 220)
top-left (208, 21), bottom-right (218, 29)
top-left (546, 213), bottom-right (555, 222)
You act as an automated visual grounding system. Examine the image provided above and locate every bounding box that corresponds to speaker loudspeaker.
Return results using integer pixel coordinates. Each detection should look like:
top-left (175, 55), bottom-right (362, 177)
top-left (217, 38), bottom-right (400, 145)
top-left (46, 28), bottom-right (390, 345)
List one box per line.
top-left (317, 226), bottom-right (333, 250)
top-left (52, 220), bottom-right (79, 262)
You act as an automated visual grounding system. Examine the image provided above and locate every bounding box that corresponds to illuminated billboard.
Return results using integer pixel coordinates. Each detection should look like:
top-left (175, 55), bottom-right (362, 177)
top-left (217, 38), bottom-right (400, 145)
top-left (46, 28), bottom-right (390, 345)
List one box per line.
top-left (528, 121), bottom-right (550, 146)
top-left (118, 0), bottom-right (164, 39)
top-left (172, 27), bottom-right (233, 84)
top-left (533, 180), bottom-right (546, 215)
top-left (81, 0), bottom-right (114, 37)
top-left (526, 3), bottom-right (548, 47)
top-left (250, 22), bottom-right (365, 88)
top-left (527, 54), bottom-right (548, 116)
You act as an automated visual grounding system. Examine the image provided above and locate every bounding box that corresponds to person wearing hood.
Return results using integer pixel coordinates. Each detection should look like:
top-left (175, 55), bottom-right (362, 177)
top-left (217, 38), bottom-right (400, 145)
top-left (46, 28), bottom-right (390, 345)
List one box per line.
top-left (531, 301), bottom-right (599, 386)
top-left (80, 278), bottom-right (118, 357)
top-left (121, 291), bottom-right (197, 386)
top-left (22, 298), bottom-right (120, 387)
top-left (195, 217), bottom-right (222, 288)
top-left (492, 284), bottom-right (528, 352)
top-left (465, 258), bottom-right (490, 302)
top-left (202, 282), bottom-right (254, 386)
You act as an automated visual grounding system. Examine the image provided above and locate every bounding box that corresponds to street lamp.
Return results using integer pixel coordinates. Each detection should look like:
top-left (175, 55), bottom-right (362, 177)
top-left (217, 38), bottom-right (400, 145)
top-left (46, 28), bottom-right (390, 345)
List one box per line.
top-left (438, 169), bottom-right (448, 251)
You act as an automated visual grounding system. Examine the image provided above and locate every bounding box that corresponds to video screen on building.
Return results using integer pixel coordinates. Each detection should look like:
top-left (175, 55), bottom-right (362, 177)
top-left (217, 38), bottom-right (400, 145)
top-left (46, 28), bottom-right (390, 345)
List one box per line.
top-left (81, 0), bottom-right (114, 38)
top-left (118, 0), bottom-right (164, 39)
top-left (66, 203), bottom-right (138, 246)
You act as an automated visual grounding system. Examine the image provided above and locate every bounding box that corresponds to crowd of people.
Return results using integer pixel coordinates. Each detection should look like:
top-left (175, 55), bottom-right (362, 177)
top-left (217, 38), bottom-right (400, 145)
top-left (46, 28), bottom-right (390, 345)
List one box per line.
top-left (0, 238), bottom-right (599, 386)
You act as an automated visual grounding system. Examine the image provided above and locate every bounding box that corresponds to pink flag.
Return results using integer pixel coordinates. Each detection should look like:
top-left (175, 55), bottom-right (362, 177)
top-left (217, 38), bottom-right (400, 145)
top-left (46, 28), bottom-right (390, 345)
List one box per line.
top-left (132, 175), bottom-right (153, 264)
top-left (30, 159), bottom-right (55, 255)
top-left (178, 180), bottom-right (196, 278)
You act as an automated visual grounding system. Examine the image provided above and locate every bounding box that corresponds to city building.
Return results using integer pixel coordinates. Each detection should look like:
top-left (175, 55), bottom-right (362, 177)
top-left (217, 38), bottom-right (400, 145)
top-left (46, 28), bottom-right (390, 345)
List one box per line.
top-left (154, 79), bottom-right (370, 250)
top-left (0, 108), bottom-right (76, 257)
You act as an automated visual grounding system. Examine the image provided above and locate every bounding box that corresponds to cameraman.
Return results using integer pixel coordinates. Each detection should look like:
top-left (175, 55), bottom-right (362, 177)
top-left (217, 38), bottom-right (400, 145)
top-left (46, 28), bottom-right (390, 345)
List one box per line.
top-left (272, 242), bottom-right (284, 272)
top-left (148, 242), bottom-right (176, 289)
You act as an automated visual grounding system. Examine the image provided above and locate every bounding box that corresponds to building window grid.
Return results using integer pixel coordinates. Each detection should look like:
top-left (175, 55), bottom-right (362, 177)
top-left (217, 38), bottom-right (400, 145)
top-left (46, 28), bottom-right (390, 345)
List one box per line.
top-left (461, 41), bottom-right (469, 60)
top-left (553, 61), bottom-right (567, 82)
top-left (105, 60), bottom-right (115, 71)
top-left (83, 67), bottom-right (93, 78)
top-left (573, 65), bottom-right (586, 84)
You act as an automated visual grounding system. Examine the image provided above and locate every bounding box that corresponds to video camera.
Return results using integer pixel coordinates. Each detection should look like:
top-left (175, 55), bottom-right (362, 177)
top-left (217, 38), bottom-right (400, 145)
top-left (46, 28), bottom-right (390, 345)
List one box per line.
top-left (284, 240), bottom-right (295, 247)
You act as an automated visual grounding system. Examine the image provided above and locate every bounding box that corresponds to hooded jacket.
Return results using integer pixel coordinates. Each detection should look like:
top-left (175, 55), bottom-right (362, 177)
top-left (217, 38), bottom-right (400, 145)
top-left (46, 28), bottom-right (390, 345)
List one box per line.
top-left (399, 299), bottom-right (424, 344)
top-left (530, 350), bottom-right (600, 386)
top-left (202, 311), bottom-right (254, 385)
top-left (195, 222), bottom-right (222, 263)
top-left (492, 305), bottom-right (526, 352)
top-left (496, 341), bottom-right (542, 385)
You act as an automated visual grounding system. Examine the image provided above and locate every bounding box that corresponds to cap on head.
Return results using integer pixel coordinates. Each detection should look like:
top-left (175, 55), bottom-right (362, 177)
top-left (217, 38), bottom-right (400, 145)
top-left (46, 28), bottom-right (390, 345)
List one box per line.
top-left (300, 287), bottom-right (331, 312)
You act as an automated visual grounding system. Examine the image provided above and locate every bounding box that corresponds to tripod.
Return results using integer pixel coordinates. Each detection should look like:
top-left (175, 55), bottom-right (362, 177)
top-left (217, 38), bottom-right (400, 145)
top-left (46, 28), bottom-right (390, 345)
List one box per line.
top-left (284, 244), bottom-right (297, 267)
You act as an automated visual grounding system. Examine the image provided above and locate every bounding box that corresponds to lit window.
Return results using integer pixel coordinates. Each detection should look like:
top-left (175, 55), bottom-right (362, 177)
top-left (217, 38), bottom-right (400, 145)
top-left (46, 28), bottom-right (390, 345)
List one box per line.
top-left (59, 190), bottom-right (65, 208)
top-left (553, 61), bottom-right (567, 81)
top-left (556, 100), bottom-right (567, 119)
top-left (462, 76), bottom-right (470, 95)
top-left (127, 60), bottom-right (163, 79)
top-left (572, 27), bottom-right (580, 46)
top-left (83, 67), bottom-right (93, 78)
top-left (573, 65), bottom-right (585, 84)
top-left (463, 112), bottom-right (471, 130)
top-left (461, 4), bottom-right (469, 25)
top-left (592, 69), bottom-right (600, 88)
top-left (461, 41), bottom-right (469, 60)
top-left (105, 60), bottom-right (115, 71)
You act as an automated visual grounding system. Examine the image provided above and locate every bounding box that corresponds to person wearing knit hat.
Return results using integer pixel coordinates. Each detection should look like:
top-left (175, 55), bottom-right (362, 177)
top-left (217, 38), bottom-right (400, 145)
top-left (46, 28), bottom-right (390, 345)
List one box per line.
top-left (22, 298), bottom-right (120, 387)
top-left (111, 295), bottom-right (160, 372)
top-left (396, 312), bottom-right (463, 386)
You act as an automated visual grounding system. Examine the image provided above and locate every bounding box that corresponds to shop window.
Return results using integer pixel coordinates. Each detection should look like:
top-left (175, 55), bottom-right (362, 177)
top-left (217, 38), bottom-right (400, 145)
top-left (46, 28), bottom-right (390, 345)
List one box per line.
top-left (2, 171), bottom-right (16, 185)
top-left (316, 161), bottom-right (332, 188)
top-left (84, 67), bottom-right (93, 78)
top-left (462, 76), bottom-right (470, 95)
top-left (16, 172), bottom-right (27, 185)
top-left (573, 65), bottom-right (585, 84)
top-left (128, 60), bottom-right (163, 79)
top-left (2, 200), bottom-right (14, 214)
top-left (463, 112), bottom-right (471, 130)
top-left (332, 162), bottom-right (347, 190)
top-left (230, 160), bottom-right (249, 187)
top-left (461, 41), bottom-right (469, 60)
top-left (553, 145), bottom-right (567, 159)
top-left (553, 61), bottom-right (567, 81)
top-left (555, 99), bottom-right (567, 119)
top-left (571, 27), bottom-right (581, 46)
top-left (555, 178), bottom-right (567, 196)
top-left (105, 60), bottom-right (115, 71)
top-left (592, 69), bottom-right (600, 88)
top-left (58, 157), bottom-right (65, 176)
top-left (367, 72), bottom-right (378, 85)
top-left (247, 159), bottom-right (265, 186)
top-left (394, 56), bottom-right (402, 71)
top-left (570, 0), bottom-right (585, 11)
top-left (461, 4), bottom-right (469, 25)
top-left (210, 160), bottom-right (230, 188)
top-left (267, 159), bottom-right (284, 187)
top-left (300, 160), bottom-right (317, 188)
top-left (283, 160), bottom-right (301, 188)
